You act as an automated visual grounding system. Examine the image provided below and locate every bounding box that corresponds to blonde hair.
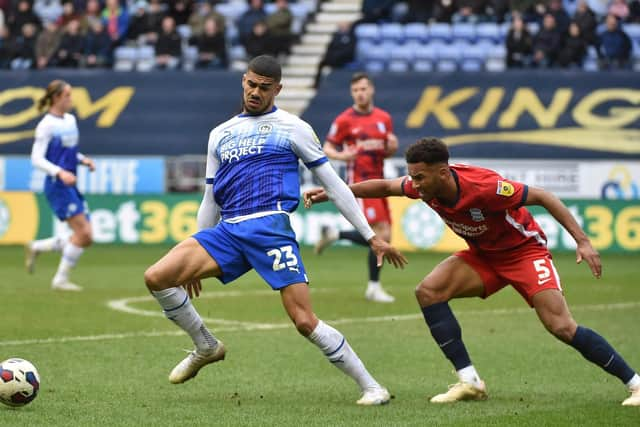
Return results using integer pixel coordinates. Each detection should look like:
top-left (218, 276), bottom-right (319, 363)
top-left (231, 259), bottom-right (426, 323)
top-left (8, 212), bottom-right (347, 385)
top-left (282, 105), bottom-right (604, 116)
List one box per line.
top-left (37, 80), bottom-right (69, 112)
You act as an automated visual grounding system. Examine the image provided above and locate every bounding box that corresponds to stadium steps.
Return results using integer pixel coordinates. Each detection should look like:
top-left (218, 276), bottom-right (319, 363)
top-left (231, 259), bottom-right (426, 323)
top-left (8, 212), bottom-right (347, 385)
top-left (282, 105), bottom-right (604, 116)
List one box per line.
top-left (281, 0), bottom-right (362, 115)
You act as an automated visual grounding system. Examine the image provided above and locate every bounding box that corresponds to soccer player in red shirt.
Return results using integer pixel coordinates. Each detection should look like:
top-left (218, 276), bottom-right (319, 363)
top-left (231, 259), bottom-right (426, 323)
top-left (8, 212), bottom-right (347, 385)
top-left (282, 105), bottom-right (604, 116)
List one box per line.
top-left (314, 72), bottom-right (399, 303)
top-left (304, 137), bottom-right (640, 406)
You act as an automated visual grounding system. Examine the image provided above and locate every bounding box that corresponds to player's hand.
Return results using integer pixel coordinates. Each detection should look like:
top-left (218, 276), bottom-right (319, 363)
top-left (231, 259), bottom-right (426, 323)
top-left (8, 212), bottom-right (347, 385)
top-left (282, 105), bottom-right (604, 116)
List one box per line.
top-left (368, 235), bottom-right (407, 269)
top-left (57, 169), bottom-right (76, 186)
top-left (340, 146), bottom-right (358, 161)
top-left (576, 240), bottom-right (601, 279)
top-left (303, 188), bottom-right (329, 208)
top-left (182, 279), bottom-right (202, 299)
top-left (384, 133), bottom-right (399, 158)
top-left (83, 157), bottom-right (96, 172)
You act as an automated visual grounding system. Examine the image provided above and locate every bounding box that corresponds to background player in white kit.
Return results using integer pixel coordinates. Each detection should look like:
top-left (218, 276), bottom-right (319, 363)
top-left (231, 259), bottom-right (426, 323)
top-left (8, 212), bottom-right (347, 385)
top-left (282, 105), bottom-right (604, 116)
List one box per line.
top-left (25, 80), bottom-right (95, 291)
top-left (143, 55), bottom-right (407, 405)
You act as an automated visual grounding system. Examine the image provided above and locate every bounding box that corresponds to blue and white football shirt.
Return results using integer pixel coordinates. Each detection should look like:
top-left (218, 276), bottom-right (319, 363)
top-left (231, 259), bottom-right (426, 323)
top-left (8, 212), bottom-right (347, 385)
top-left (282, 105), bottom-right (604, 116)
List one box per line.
top-left (206, 107), bottom-right (328, 220)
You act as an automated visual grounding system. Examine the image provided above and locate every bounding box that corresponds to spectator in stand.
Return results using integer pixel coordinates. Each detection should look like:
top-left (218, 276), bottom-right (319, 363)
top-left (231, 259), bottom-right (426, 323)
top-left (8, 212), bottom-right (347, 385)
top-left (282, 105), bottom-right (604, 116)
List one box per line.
top-left (361, 0), bottom-right (396, 23)
top-left (8, 0), bottom-right (42, 35)
top-left (0, 25), bottom-right (10, 69)
top-left (487, 0), bottom-right (510, 23)
top-left (266, 0), bottom-right (292, 57)
top-left (127, 1), bottom-right (152, 44)
top-left (155, 15), bottom-right (181, 69)
top-left (431, 0), bottom-right (456, 23)
top-left (452, 0), bottom-right (488, 23)
top-left (190, 16), bottom-right (226, 69)
top-left (238, 0), bottom-right (266, 44)
top-left (402, 0), bottom-right (432, 22)
top-left (56, 2), bottom-right (81, 31)
top-left (80, 0), bottom-right (104, 35)
top-left (532, 13), bottom-right (563, 67)
top-left (84, 20), bottom-right (112, 67)
top-left (0, 0), bottom-right (10, 18)
top-left (313, 21), bottom-right (355, 89)
top-left (55, 19), bottom-right (84, 67)
top-left (609, 0), bottom-right (630, 21)
top-left (548, 0), bottom-right (570, 33)
top-left (35, 20), bottom-right (61, 68)
top-left (244, 19), bottom-right (273, 59)
top-left (557, 21), bottom-right (587, 67)
top-left (629, 0), bottom-right (640, 22)
top-left (102, 0), bottom-right (129, 46)
top-left (598, 13), bottom-right (632, 69)
top-left (506, 13), bottom-right (533, 67)
top-left (142, 0), bottom-right (166, 45)
top-left (34, 0), bottom-right (63, 26)
top-left (574, 0), bottom-right (598, 46)
top-left (169, 0), bottom-right (192, 27)
top-left (188, 0), bottom-right (225, 37)
top-left (509, 0), bottom-right (538, 17)
top-left (10, 22), bottom-right (38, 69)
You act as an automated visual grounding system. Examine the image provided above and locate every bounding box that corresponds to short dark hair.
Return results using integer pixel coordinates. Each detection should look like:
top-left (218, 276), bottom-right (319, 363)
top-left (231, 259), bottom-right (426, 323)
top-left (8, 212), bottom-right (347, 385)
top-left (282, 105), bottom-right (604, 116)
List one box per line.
top-left (350, 72), bottom-right (372, 85)
top-left (405, 137), bottom-right (450, 165)
top-left (248, 55), bottom-right (281, 82)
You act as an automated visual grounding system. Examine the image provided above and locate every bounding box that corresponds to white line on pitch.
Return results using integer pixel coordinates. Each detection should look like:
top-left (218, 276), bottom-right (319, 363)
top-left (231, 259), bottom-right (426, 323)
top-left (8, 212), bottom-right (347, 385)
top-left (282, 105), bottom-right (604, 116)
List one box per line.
top-left (1, 301), bottom-right (638, 347)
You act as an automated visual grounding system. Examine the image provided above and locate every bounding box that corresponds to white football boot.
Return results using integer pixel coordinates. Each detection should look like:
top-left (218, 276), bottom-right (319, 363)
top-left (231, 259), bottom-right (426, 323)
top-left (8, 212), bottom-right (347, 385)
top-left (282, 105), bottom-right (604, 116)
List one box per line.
top-left (356, 386), bottom-right (391, 406)
top-left (622, 387), bottom-right (640, 406)
top-left (430, 381), bottom-right (488, 403)
top-left (365, 286), bottom-right (395, 303)
top-left (169, 341), bottom-right (226, 384)
top-left (51, 279), bottom-right (83, 291)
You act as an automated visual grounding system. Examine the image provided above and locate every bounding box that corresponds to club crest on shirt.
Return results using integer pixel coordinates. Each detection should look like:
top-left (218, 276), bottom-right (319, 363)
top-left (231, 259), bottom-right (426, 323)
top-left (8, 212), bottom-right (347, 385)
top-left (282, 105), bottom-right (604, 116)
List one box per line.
top-left (496, 181), bottom-right (515, 197)
top-left (257, 123), bottom-right (273, 134)
top-left (469, 208), bottom-right (485, 222)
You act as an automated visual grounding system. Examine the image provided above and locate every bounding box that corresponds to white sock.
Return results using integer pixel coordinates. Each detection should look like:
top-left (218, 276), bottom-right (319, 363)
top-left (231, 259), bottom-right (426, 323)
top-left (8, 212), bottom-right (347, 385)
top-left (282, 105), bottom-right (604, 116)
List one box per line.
top-left (626, 373), bottom-right (640, 391)
top-left (152, 287), bottom-right (217, 352)
top-left (32, 236), bottom-right (65, 252)
top-left (307, 320), bottom-right (380, 391)
top-left (367, 281), bottom-right (381, 292)
top-left (53, 241), bottom-right (84, 283)
top-left (457, 365), bottom-right (482, 388)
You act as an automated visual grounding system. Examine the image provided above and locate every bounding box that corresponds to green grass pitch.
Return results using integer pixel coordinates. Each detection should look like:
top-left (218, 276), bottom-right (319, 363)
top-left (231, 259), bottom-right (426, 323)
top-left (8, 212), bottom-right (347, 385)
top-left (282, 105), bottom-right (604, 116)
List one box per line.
top-left (1, 245), bottom-right (639, 426)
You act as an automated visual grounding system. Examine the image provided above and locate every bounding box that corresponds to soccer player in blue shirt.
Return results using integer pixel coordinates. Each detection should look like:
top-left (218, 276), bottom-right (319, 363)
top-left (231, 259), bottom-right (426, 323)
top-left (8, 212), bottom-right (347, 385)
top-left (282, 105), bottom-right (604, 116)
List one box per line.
top-left (144, 55), bottom-right (407, 405)
top-left (25, 80), bottom-right (95, 291)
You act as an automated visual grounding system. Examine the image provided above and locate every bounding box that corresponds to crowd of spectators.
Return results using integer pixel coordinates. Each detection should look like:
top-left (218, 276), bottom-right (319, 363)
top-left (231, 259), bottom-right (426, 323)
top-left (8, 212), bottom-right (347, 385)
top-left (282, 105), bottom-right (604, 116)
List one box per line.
top-left (358, 0), bottom-right (637, 69)
top-left (0, 0), bottom-right (297, 70)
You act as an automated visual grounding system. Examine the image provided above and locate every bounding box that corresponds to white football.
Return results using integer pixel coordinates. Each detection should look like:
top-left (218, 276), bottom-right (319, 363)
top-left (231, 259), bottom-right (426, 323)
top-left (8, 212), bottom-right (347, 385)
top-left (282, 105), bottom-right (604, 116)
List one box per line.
top-left (0, 358), bottom-right (41, 407)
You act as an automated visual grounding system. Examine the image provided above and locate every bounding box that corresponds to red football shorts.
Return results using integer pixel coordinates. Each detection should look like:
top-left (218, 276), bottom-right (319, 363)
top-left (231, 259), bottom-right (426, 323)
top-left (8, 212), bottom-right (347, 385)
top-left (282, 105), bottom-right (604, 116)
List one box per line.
top-left (455, 245), bottom-right (562, 306)
top-left (358, 197), bottom-right (391, 225)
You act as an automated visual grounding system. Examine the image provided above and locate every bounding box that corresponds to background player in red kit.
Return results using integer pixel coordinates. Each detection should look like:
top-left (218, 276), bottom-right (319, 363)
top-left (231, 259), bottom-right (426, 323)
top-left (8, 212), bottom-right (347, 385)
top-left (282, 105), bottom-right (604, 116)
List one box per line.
top-left (304, 137), bottom-right (640, 406)
top-left (315, 72), bottom-right (398, 303)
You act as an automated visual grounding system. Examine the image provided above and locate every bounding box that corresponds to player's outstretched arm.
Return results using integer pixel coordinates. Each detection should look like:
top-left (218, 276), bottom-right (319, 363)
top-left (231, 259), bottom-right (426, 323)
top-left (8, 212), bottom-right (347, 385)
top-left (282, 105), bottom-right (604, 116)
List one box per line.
top-left (526, 186), bottom-right (602, 278)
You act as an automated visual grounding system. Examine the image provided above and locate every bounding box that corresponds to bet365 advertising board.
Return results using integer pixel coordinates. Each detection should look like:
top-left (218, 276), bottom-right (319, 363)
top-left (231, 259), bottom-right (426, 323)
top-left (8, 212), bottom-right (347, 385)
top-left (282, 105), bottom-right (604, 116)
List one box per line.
top-left (1, 192), bottom-right (638, 253)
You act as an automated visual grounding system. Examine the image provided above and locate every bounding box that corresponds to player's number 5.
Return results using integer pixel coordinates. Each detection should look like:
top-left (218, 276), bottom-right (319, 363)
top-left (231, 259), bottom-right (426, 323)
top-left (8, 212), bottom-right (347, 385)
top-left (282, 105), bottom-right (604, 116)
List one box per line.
top-left (533, 258), bottom-right (551, 285)
top-left (267, 245), bottom-right (299, 271)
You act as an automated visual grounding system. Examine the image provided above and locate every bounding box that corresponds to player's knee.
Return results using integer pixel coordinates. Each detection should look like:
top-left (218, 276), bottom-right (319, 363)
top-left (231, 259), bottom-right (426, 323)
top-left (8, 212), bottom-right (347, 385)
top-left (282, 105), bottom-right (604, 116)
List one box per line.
top-left (415, 282), bottom-right (445, 306)
top-left (144, 266), bottom-right (165, 291)
top-left (293, 316), bottom-right (316, 337)
top-left (547, 320), bottom-right (577, 343)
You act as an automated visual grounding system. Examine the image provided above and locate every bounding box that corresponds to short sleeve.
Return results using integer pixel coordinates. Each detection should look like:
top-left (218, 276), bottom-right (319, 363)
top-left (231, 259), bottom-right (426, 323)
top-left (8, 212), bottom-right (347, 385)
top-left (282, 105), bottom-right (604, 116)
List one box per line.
top-left (290, 120), bottom-right (328, 169)
top-left (401, 176), bottom-right (421, 199)
top-left (484, 178), bottom-right (528, 211)
top-left (325, 117), bottom-right (347, 145)
top-left (205, 129), bottom-right (220, 184)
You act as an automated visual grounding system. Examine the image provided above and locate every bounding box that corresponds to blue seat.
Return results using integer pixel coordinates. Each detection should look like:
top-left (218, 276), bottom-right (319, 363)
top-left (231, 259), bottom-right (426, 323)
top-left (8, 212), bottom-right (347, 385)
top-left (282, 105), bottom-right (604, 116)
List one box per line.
top-left (452, 22), bottom-right (476, 43)
top-left (526, 22), bottom-right (540, 36)
top-left (388, 60), bottom-right (410, 72)
top-left (437, 41), bottom-right (462, 71)
top-left (404, 22), bottom-right (428, 43)
top-left (476, 23), bottom-right (501, 44)
top-left (624, 23), bottom-right (640, 42)
top-left (364, 60), bottom-right (385, 72)
top-left (429, 23), bottom-right (452, 43)
top-left (389, 43), bottom-right (415, 62)
top-left (460, 43), bottom-right (485, 71)
top-left (380, 23), bottom-right (404, 43)
top-left (362, 41), bottom-right (394, 62)
top-left (413, 60), bottom-right (433, 72)
top-left (356, 40), bottom-right (377, 61)
top-left (355, 24), bottom-right (380, 43)
top-left (215, 2), bottom-right (248, 21)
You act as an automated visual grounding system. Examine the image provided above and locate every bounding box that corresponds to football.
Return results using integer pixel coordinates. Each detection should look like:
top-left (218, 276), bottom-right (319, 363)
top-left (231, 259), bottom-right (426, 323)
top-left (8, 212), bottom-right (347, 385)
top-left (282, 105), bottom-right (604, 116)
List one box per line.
top-left (0, 358), bottom-right (40, 407)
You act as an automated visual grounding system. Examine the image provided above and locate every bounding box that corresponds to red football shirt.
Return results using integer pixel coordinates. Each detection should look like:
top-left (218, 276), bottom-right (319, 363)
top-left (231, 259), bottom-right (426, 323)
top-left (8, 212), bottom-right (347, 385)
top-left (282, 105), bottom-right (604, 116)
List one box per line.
top-left (326, 107), bottom-right (393, 184)
top-left (401, 164), bottom-right (548, 253)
